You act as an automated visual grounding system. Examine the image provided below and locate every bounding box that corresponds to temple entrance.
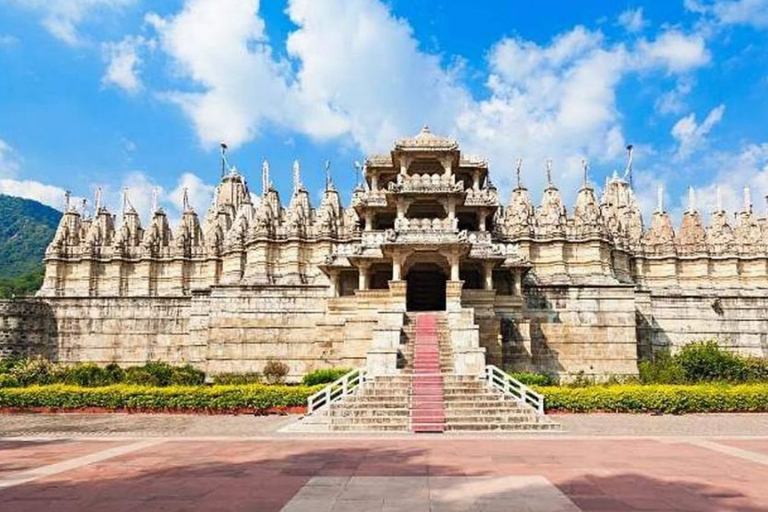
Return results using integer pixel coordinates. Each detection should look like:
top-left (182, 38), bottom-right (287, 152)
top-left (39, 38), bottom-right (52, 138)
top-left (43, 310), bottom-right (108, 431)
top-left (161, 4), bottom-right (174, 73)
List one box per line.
top-left (406, 263), bottom-right (447, 311)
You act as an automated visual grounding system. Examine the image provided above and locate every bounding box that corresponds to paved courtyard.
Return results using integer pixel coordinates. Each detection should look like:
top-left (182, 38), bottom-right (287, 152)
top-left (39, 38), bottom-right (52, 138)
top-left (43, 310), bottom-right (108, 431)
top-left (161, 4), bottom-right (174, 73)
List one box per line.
top-left (1, 414), bottom-right (768, 511)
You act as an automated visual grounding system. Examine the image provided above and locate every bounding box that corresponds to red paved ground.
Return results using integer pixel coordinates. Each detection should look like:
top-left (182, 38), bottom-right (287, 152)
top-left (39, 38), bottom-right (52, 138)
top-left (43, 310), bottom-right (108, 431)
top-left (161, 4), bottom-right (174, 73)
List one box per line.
top-left (0, 440), bottom-right (125, 476)
top-left (1, 438), bottom-right (767, 511)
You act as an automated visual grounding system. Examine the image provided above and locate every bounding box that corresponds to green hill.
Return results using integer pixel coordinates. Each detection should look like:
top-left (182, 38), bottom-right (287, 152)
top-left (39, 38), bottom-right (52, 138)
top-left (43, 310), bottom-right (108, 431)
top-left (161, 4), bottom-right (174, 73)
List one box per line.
top-left (0, 194), bottom-right (61, 297)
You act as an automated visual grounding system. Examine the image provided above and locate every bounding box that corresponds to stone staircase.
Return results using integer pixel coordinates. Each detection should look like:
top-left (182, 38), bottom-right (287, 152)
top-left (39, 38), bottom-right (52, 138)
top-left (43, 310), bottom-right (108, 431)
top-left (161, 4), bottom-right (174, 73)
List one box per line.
top-left (292, 311), bottom-right (559, 433)
top-left (410, 313), bottom-right (446, 433)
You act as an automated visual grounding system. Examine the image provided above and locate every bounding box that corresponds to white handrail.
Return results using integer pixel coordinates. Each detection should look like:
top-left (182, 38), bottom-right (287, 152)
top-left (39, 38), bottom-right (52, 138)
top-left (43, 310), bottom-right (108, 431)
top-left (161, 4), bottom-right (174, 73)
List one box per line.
top-left (483, 365), bottom-right (545, 416)
top-left (306, 368), bottom-right (367, 415)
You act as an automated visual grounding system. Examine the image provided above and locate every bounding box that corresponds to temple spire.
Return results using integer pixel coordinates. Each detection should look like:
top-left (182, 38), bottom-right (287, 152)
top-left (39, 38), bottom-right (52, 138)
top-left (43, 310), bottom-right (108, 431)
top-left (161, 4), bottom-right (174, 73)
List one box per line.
top-left (220, 142), bottom-right (228, 177)
top-left (581, 158), bottom-right (589, 189)
top-left (687, 186), bottom-right (695, 214)
top-left (545, 159), bottom-right (553, 187)
top-left (182, 187), bottom-right (191, 212)
top-left (261, 159), bottom-right (270, 197)
top-left (292, 159), bottom-right (302, 194)
top-left (94, 187), bottom-right (102, 213)
top-left (65, 190), bottom-right (72, 212)
top-left (325, 160), bottom-right (333, 191)
top-left (744, 186), bottom-right (752, 212)
top-left (152, 187), bottom-right (159, 214)
top-left (515, 158), bottom-right (523, 189)
top-left (624, 144), bottom-right (634, 188)
top-left (656, 184), bottom-right (664, 213)
top-left (716, 185), bottom-right (723, 212)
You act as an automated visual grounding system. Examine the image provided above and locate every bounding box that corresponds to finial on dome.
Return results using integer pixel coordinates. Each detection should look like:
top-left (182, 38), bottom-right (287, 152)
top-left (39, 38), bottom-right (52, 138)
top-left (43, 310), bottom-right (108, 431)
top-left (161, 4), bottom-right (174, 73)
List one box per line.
top-left (292, 159), bottom-right (302, 194)
top-left (325, 160), bottom-right (333, 191)
top-left (687, 186), bottom-right (695, 214)
top-left (152, 187), bottom-right (159, 214)
top-left (354, 160), bottom-right (362, 188)
top-left (624, 144), bottom-right (634, 188)
top-left (744, 186), bottom-right (752, 212)
top-left (515, 158), bottom-right (523, 189)
top-left (581, 158), bottom-right (589, 188)
top-left (220, 142), bottom-right (228, 177)
top-left (182, 187), bottom-right (191, 212)
top-left (421, 125), bottom-right (430, 134)
top-left (65, 190), bottom-right (72, 212)
top-left (94, 187), bottom-right (102, 213)
top-left (545, 159), bottom-right (553, 187)
top-left (261, 159), bottom-right (270, 196)
top-left (656, 184), bottom-right (664, 213)
top-left (81, 198), bottom-right (89, 219)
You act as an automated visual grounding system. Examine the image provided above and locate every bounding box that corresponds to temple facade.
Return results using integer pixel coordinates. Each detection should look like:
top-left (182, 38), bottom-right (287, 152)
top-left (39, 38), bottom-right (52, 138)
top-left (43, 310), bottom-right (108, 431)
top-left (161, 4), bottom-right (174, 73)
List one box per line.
top-left (2, 128), bottom-right (768, 379)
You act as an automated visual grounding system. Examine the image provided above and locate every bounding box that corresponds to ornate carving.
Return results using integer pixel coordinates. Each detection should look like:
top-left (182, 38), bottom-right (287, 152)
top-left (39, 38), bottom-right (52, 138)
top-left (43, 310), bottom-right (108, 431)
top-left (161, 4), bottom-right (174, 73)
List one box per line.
top-left (535, 185), bottom-right (567, 238)
top-left (676, 210), bottom-right (707, 255)
top-left (707, 210), bottom-right (735, 256)
top-left (643, 211), bottom-right (676, 256)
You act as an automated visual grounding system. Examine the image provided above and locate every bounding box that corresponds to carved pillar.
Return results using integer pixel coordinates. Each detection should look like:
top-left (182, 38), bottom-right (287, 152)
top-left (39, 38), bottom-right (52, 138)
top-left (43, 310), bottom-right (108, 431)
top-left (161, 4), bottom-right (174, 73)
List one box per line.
top-left (358, 263), bottom-right (370, 290)
top-left (512, 270), bottom-right (522, 296)
top-left (483, 262), bottom-right (494, 290)
top-left (328, 271), bottom-right (339, 297)
top-left (472, 170), bottom-right (480, 190)
top-left (450, 251), bottom-right (460, 281)
top-left (448, 198), bottom-right (456, 222)
top-left (371, 173), bottom-right (378, 192)
top-left (396, 197), bottom-right (405, 220)
top-left (364, 212), bottom-right (373, 231)
top-left (392, 250), bottom-right (402, 281)
top-left (479, 210), bottom-right (487, 232)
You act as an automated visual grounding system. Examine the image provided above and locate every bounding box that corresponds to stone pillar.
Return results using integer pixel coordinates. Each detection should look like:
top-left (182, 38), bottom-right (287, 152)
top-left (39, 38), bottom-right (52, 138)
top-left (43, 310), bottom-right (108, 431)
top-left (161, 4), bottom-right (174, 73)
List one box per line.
top-left (479, 210), bottom-right (487, 232)
top-left (364, 212), bottom-right (373, 231)
top-left (512, 270), bottom-right (522, 296)
top-left (358, 264), bottom-right (370, 290)
top-left (483, 262), bottom-right (494, 290)
top-left (371, 173), bottom-right (378, 192)
top-left (473, 170), bottom-right (480, 190)
top-left (392, 251), bottom-right (402, 281)
top-left (450, 254), bottom-right (460, 281)
top-left (447, 198), bottom-right (456, 222)
top-left (328, 271), bottom-right (339, 297)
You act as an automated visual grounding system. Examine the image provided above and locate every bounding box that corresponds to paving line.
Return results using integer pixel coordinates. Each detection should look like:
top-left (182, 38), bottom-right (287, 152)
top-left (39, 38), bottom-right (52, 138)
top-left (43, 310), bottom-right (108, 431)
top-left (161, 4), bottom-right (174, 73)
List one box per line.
top-left (685, 439), bottom-right (768, 468)
top-left (0, 439), bottom-right (164, 490)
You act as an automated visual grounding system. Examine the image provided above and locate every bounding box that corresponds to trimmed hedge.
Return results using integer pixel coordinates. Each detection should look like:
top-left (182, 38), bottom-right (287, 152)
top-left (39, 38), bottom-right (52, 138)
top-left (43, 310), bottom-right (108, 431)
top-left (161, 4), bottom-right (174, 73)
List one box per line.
top-left (302, 368), bottom-right (352, 386)
top-left (0, 384), bottom-right (321, 412)
top-left (540, 383), bottom-right (768, 414)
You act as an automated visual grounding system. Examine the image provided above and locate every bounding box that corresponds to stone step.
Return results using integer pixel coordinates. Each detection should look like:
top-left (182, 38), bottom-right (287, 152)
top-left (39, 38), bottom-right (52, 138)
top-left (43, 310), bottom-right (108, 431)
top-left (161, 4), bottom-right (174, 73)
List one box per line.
top-left (328, 409), bottom-right (411, 418)
top-left (330, 416), bottom-right (409, 425)
top-left (330, 424), bottom-right (409, 432)
top-left (445, 422), bottom-right (560, 431)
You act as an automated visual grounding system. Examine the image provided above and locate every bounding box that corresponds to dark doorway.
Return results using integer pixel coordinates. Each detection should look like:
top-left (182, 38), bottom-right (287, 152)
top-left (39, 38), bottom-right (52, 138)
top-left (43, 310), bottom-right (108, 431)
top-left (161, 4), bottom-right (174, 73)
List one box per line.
top-left (406, 264), bottom-right (447, 311)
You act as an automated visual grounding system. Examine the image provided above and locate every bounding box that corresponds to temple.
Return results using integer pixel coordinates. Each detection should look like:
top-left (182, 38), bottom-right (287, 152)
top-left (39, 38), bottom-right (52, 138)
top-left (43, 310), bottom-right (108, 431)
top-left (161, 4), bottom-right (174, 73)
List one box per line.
top-left (2, 127), bottom-right (768, 380)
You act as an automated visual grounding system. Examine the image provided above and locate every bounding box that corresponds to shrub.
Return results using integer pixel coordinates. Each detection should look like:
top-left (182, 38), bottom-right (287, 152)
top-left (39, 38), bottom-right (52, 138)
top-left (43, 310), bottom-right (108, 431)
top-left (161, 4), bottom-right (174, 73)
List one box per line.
top-left (124, 362), bottom-right (178, 387)
top-left (0, 374), bottom-right (20, 388)
top-left (104, 363), bottom-right (125, 384)
top-left (539, 383), bottom-right (768, 414)
top-left (507, 371), bottom-right (556, 387)
top-left (263, 359), bottom-right (290, 385)
top-left (62, 363), bottom-right (114, 387)
top-left (170, 365), bottom-right (206, 386)
top-left (213, 373), bottom-right (262, 385)
top-left (0, 383), bottom-right (321, 412)
top-left (9, 356), bottom-right (59, 386)
top-left (638, 349), bottom-right (686, 384)
top-left (302, 368), bottom-right (351, 386)
top-left (0, 357), bottom-right (21, 374)
top-left (675, 340), bottom-right (749, 383)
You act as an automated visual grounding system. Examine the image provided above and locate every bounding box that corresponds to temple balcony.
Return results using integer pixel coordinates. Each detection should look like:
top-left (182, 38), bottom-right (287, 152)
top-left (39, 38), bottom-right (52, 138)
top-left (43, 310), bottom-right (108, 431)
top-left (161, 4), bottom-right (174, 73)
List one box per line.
top-left (350, 191), bottom-right (388, 209)
top-left (361, 229), bottom-right (492, 247)
top-left (464, 188), bottom-right (500, 208)
top-left (386, 173), bottom-right (465, 194)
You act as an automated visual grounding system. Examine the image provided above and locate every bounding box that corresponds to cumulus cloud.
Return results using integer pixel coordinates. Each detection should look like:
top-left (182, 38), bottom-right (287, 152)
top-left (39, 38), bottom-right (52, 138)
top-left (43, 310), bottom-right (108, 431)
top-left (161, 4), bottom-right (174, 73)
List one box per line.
top-left (655, 77), bottom-right (695, 115)
top-left (618, 8), bottom-right (647, 33)
top-left (686, 0), bottom-right (768, 29)
top-left (635, 30), bottom-right (710, 72)
top-left (102, 36), bottom-right (152, 94)
top-left (4, 0), bottom-right (136, 45)
top-left (671, 104), bottom-right (726, 160)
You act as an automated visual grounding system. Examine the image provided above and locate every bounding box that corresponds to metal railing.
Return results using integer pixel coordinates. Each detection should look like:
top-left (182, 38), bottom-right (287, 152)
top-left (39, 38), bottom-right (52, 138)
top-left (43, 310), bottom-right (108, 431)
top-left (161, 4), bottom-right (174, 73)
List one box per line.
top-left (306, 368), bottom-right (367, 415)
top-left (484, 365), bottom-right (545, 415)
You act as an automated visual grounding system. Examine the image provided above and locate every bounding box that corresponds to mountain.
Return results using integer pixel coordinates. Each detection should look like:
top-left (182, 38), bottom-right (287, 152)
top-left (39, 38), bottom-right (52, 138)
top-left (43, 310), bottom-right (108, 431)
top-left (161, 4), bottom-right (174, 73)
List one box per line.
top-left (0, 194), bottom-right (61, 297)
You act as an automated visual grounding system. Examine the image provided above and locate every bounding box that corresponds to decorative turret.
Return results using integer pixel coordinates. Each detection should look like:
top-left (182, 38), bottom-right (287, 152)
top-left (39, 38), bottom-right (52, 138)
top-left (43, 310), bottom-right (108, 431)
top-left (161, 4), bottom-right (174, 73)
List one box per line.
top-left (315, 161), bottom-right (342, 237)
top-left (174, 188), bottom-right (204, 256)
top-left (734, 187), bottom-right (764, 255)
top-left (284, 160), bottom-right (312, 238)
top-left (643, 185), bottom-right (676, 256)
top-left (707, 186), bottom-right (736, 255)
top-left (571, 160), bottom-right (606, 238)
top-left (534, 160), bottom-right (567, 238)
top-left (47, 191), bottom-right (83, 255)
top-left (675, 187), bottom-right (707, 255)
top-left (141, 189), bottom-right (173, 255)
top-left (499, 159), bottom-right (534, 238)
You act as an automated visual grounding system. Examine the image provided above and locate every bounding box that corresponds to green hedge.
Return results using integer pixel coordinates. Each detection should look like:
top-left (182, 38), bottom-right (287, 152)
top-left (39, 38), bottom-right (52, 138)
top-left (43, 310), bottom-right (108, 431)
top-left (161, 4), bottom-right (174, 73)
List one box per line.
top-left (540, 383), bottom-right (768, 414)
top-left (302, 367), bottom-right (352, 386)
top-left (0, 384), bottom-right (321, 412)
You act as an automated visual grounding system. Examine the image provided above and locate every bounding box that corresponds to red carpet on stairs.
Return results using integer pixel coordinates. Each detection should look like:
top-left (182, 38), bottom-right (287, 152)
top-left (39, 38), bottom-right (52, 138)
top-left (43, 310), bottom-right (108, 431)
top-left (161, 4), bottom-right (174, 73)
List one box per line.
top-left (410, 313), bottom-right (446, 433)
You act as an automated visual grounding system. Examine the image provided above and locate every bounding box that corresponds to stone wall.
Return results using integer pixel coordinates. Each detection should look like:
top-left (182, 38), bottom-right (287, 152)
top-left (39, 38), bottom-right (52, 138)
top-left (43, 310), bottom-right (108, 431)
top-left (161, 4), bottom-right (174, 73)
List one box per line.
top-left (501, 284), bottom-right (639, 378)
top-left (638, 289), bottom-right (768, 358)
top-left (0, 300), bottom-right (58, 359)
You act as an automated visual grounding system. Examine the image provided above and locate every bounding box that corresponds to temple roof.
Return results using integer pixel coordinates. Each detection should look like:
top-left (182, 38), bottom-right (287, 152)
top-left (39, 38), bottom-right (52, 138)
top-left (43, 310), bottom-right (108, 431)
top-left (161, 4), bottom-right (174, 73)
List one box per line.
top-left (394, 126), bottom-right (458, 152)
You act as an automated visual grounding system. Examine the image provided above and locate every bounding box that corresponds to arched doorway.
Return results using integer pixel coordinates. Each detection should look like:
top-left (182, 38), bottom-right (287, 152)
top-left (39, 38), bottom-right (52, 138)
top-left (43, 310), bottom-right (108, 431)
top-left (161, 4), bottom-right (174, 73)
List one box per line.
top-left (404, 253), bottom-right (449, 311)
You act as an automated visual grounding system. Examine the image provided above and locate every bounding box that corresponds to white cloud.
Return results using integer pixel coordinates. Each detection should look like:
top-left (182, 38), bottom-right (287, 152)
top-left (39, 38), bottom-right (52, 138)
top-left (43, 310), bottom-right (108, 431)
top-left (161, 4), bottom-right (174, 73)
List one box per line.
top-left (0, 139), bottom-right (21, 178)
top-left (146, 0), bottom-right (294, 149)
top-left (636, 30), bottom-right (710, 72)
top-left (671, 104), bottom-right (725, 160)
top-left (655, 77), bottom-right (695, 115)
top-left (169, 172), bottom-right (216, 216)
top-left (4, 0), bottom-right (136, 45)
top-left (102, 36), bottom-right (152, 94)
top-left (0, 179), bottom-right (69, 209)
top-left (618, 8), bottom-right (647, 33)
top-left (687, 0), bottom-right (768, 29)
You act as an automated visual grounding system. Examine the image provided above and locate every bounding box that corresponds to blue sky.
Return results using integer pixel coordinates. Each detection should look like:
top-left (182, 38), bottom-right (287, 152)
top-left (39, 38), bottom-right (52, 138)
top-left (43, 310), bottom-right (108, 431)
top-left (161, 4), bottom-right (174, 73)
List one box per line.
top-left (0, 0), bottom-right (767, 226)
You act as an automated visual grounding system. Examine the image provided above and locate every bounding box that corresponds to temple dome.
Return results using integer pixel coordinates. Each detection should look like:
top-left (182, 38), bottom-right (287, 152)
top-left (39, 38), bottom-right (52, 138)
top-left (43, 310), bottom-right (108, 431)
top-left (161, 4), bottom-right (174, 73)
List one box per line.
top-left (395, 126), bottom-right (458, 151)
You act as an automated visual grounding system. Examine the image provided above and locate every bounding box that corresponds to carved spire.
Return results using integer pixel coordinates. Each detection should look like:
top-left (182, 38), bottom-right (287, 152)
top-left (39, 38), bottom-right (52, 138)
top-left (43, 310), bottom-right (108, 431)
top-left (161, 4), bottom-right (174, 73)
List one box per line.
top-left (656, 184), bottom-right (664, 214)
top-left (151, 187), bottom-right (160, 214)
top-left (545, 159), bottom-right (553, 187)
top-left (325, 160), bottom-right (333, 191)
top-left (220, 142), bottom-right (228, 177)
top-left (182, 187), bottom-right (192, 213)
top-left (515, 158), bottom-right (523, 189)
top-left (581, 158), bottom-right (589, 189)
top-left (743, 186), bottom-right (752, 213)
top-left (65, 190), bottom-right (72, 212)
top-left (261, 159), bottom-right (270, 196)
top-left (623, 144), bottom-right (634, 188)
top-left (687, 186), bottom-right (695, 214)
top-left (94, 187), bottom-right (102, 213)
top-left (677, 186), bottom-right (707, 255)
top-left (293, 159), bottom-right (302, 194)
